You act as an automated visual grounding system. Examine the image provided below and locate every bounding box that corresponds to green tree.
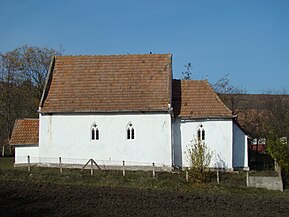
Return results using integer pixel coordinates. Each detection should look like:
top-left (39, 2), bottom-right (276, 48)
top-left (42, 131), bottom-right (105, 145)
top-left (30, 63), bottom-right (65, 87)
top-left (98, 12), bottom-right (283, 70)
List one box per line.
top-left (266, 135), bottom-right (288, 172)
top-left (264, 92), bottom-right (289, 173)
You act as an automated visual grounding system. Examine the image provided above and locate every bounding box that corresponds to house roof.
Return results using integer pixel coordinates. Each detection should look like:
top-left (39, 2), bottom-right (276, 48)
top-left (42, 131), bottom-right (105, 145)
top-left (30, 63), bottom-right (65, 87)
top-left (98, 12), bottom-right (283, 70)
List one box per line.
top-left (172, 79), bottom-right (232, 118)
top-left (219, 93), bottom-right (289, 137)
top-left (40, 54), bottom-right (172, 113)
top-left (234, 108), bottom-right (268, 135)
top-left (220, 93), bottom-right (289, 110)
top-left (10, 119), bottom-right (39, 146)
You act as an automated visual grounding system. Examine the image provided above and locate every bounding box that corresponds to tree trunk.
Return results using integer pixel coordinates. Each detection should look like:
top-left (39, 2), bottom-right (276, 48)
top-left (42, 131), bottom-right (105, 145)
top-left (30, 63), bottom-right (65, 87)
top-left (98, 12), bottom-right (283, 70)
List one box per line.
top-left (255, 138), bottom-right (259, 162)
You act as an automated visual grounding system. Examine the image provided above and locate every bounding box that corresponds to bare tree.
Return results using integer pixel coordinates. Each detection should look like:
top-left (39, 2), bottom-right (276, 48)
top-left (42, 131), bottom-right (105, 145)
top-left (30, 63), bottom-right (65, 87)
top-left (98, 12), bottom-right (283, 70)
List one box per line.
top-left (182, 63), bottom-right (192, 80)
top-left (241, 109), bottom-right (267, 160)
top-left (263, 92), bottom-right (289, 138)
top-left (20, 45), bottom-right (62, 99)
top-left (211, 73), bottom-right (247, 114)
top-left (0, 45), bottom-right (62, 154)
top-left (0, 50), bottom-right (23, 141)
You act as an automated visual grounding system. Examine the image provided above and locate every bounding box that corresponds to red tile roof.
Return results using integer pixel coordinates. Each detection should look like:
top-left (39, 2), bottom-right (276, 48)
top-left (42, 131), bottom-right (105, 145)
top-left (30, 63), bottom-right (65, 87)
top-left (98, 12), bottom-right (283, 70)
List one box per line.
top-left (40, 54), bottom-right (172, 113)
top-left (172, 80), bottom-right (232, 118)
top-left (10, 119), bottom-right (39, 145)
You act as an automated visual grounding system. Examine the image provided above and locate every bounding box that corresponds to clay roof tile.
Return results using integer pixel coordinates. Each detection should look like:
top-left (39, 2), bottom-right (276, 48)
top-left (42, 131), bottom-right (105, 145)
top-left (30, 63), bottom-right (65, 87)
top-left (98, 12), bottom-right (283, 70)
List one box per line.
top-left (10, 119), bottom-right (39, 145)
top-left (40, 54), bottom-right (172, 113)
top-left (172, 80), bottom-right (232, 118)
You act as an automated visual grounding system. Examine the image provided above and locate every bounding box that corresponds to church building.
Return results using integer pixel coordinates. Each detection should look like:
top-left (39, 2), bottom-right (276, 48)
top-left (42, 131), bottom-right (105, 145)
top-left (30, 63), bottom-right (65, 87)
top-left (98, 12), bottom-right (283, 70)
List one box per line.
top-left (10, 54), bottom-right (248, 170)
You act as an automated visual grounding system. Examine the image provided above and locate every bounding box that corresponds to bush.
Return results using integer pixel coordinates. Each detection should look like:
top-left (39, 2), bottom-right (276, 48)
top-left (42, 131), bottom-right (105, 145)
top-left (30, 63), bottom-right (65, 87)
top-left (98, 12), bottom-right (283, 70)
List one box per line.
top-left (187, 139), bottom-right (212, 182)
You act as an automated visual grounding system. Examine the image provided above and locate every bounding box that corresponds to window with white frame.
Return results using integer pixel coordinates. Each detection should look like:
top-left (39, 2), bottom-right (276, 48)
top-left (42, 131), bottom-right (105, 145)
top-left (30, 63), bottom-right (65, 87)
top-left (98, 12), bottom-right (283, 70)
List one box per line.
top-left (197, 124), bottom-right (205, 142)
top-left (127, 122), bottom-right (135, 140)
top-left (91, 123), bottom-right (99, 140)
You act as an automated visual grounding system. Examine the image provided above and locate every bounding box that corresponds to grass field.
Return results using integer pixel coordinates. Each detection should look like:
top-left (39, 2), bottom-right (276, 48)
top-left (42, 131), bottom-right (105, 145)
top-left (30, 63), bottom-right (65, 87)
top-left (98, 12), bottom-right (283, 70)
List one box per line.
top-left (0, 157), bottom-right (286, 197)
top-left (2, 156), bottom-right (289, 216)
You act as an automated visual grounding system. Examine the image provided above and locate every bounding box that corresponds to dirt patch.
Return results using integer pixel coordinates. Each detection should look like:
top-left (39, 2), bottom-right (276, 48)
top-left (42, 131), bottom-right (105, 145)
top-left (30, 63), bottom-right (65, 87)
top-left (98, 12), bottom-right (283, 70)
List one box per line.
top-left (1, 180), bottom-right (288, 217)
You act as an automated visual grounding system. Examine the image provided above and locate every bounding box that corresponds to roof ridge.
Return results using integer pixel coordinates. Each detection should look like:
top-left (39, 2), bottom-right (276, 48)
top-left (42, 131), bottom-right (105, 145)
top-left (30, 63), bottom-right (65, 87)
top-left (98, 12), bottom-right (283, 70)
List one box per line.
top-left (17, 118), bottom-right (39, 120)
top-left (173, 79), bottom-right (207, 82)
top-left (57, 53), bottom-right (172, 58)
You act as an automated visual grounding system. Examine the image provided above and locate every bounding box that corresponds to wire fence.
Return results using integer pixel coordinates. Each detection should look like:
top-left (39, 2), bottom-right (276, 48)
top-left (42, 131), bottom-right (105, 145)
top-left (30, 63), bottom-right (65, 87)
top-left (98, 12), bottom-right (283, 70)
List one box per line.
top-left (3, 154), bottom-right (284, 191)
top-left (15, 155), bottom-right (171, 173)
top-left (11, 155), bottom-right (260, 188)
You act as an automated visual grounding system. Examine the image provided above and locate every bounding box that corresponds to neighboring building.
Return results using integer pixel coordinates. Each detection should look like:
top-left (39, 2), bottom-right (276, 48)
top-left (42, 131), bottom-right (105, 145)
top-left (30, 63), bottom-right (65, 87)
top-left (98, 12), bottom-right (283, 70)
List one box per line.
top-left (250, 138), bottom-right (266, 154)
top-left (10, 54), bottom-right (248, 170)
top-left (220, 93), bottom-right (289, 154)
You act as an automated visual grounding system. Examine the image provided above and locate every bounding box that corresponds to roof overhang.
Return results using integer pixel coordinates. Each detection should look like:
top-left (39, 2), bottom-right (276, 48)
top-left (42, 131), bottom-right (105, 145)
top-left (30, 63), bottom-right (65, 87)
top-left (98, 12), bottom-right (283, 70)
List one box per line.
top-left (39, 109), bottom-right (171, 115)
top-left (11, 144), bottom-right (38, 147)
top-left (178, 115), bottom-right (234, 121)
top-left (39, 56), bottom-right (55, 110)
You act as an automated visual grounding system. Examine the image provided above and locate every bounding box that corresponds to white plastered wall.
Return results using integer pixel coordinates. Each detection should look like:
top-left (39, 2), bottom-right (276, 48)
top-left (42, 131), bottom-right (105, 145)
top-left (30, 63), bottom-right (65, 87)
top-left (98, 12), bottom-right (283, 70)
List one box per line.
top-left (173, 118), bottom-right (233, 169)
top-left (233, 122), bottom-right (248, 169)
top-left (14, 145), bottom-right (39, 164)
top-left (39, 113), bottom-right (172, 167)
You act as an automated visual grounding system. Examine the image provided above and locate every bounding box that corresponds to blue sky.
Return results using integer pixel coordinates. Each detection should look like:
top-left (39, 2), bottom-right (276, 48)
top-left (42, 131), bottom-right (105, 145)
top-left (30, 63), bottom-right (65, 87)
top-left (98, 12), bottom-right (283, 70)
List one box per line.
top-left (0, 0), bottom-right (288, 93)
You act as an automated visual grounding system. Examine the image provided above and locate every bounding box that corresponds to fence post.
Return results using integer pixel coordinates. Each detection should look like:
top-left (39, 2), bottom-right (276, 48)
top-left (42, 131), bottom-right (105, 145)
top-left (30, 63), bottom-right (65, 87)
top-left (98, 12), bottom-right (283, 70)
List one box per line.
top-left (59, 157), bottom-right (63, 174)
top-left (152, 162), bottom-right (155, 177)
top-left (90, 159), bottom-right (93, 176)
top-left (246, 171), bottom-right (249, 187)
top-left (185, 168), bottom-right (189, 182)
top-left (122, 161), bottom-right (126, 177)
top-left (217, 169), bottom-right (220, 184)
top-left (2, 145), bottom-right (5, 156)
top-left (27, 155), bottom-right (31, 172)
top-left (274, 159), bottom-right (278, 172)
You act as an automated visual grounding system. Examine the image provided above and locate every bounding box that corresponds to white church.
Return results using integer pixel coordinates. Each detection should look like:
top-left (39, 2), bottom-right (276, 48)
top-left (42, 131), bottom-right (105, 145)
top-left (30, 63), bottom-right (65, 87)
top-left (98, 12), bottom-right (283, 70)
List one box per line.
top-left (10, 54), bottom-right (248, 171)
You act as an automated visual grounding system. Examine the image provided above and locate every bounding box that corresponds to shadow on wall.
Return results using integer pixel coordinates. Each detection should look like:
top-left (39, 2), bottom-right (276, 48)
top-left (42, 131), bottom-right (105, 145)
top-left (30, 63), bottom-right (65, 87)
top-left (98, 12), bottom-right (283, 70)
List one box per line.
top-left (172, 79), bottom-right (181, 117)
top-left (172, 80), bottom-right (182, 168)
top-left (233, 123), bottom-right (247, 168)
top-left (214, 153), bottom-right (228, 169)
top-left (173, 121), bottom-right (182, 167)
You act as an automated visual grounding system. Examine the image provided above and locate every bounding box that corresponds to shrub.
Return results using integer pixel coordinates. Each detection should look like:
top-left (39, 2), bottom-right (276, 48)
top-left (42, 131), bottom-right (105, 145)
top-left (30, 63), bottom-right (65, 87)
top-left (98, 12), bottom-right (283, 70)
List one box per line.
top-left (187, 139), bottom-right (212, 182)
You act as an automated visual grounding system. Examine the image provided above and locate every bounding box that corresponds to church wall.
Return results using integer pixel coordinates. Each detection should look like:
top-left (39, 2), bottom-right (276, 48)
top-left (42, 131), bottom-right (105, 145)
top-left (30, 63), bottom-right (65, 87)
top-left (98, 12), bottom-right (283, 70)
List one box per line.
top-left (173, 118), bottom-right (233, 169)
top-left (39, 113), bottom-right (172, 168)
top-left (233, 122), bottom-right (248, 169)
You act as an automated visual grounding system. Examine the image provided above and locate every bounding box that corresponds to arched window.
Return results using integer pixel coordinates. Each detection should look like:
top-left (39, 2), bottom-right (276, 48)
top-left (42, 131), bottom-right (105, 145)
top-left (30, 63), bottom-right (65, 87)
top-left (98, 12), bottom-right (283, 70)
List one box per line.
top-left (197, 124), bottom-right (205, 142)
top-left (127, 122), bottom-right (135, 140)
top-left (91, 123), bottom-right (99, 140)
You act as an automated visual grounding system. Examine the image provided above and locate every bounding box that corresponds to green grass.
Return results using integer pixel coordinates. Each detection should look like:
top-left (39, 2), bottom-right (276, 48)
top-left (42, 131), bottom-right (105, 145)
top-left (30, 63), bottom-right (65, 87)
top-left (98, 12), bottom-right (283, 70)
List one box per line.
top-left (249, 170), bottom-right (279, 177)
top-left (0, 157), bottom-right (14, 169)
top-left (0, 157), bottom-right (288, 197)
